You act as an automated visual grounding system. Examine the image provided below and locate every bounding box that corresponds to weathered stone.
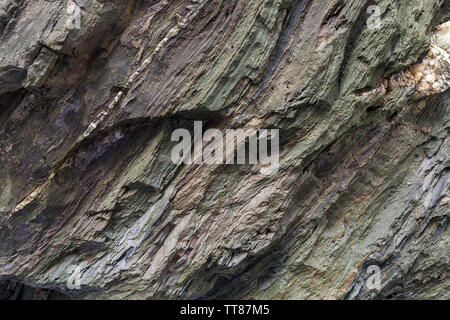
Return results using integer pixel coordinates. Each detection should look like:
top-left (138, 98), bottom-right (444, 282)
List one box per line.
top-left (0, 0), bottom-right (448, 300)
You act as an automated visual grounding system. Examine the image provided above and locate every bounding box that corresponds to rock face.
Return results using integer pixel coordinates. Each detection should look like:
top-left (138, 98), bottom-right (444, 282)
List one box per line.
top-left (0, 0), bottom-right (449, 300)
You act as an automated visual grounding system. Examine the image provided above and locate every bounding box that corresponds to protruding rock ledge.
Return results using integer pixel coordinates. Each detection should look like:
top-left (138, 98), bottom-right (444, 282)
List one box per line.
top-left (384, 21), bottom-right (450, 98)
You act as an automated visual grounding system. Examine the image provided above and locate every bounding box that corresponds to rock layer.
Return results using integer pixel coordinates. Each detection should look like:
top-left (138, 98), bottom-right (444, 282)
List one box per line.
top-left (0, 0), bottom-right (449, 299)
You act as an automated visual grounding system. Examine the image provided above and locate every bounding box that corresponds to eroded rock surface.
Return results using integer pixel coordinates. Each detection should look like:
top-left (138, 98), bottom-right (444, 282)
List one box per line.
top-left (0, 0), bottom-right (448, 299)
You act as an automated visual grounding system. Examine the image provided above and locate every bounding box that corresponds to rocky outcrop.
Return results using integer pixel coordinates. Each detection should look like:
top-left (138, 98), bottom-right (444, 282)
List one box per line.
top-left (0, 0), bottom-right (448, 299)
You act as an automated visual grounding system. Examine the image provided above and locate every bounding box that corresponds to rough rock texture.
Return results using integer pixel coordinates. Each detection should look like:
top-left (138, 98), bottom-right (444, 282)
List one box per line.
top-left (0, 0), bottom-right (449, 300)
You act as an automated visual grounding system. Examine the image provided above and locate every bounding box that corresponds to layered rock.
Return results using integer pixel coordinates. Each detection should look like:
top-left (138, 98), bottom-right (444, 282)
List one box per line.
top-left (0, 0), bottom-right (448, 299)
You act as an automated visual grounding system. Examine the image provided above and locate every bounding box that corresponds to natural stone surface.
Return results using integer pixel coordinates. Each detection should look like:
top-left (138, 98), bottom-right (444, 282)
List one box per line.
top-left (0, 0), bottom-right (448, 299)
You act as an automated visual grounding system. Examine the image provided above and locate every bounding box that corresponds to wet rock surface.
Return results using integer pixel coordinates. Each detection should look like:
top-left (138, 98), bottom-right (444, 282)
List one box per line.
top-left (0, 0), bottom-right (448, 299)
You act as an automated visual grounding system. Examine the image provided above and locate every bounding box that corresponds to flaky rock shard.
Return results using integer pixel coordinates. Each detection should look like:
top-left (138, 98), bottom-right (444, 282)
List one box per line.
top-left (0, 0), bottom-right (449, 300)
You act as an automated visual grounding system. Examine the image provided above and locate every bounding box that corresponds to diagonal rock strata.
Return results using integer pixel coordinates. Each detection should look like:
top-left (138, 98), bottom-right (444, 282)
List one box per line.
top-left (0, 0), bottom-right (448, 300)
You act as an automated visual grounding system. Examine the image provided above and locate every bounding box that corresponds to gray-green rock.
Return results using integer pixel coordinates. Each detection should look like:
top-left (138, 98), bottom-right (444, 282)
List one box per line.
top-left (0, 0), bottom-right (448, 300)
